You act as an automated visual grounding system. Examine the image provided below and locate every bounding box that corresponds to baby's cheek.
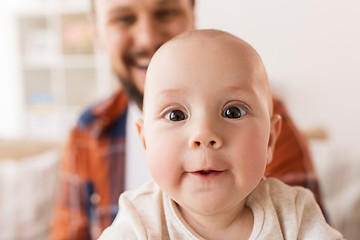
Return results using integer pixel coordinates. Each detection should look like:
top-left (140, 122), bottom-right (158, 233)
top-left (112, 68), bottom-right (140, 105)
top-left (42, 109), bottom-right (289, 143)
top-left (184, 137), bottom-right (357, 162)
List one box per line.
top-left (146, 144), bottom-right (181, 190)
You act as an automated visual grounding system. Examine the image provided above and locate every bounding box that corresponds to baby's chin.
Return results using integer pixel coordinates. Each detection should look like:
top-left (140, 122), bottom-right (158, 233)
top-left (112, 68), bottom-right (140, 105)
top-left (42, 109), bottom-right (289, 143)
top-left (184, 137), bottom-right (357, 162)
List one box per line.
top-left (173, 190), bottom-right (247, 218)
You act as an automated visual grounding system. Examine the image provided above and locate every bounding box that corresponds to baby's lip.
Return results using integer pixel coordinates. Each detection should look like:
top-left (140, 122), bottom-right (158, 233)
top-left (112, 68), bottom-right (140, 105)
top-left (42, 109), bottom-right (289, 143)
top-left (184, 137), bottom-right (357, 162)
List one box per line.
top-left (189, 169), bottom-right (225, 177)
top-left (195, 170), bottom-right (220, 174)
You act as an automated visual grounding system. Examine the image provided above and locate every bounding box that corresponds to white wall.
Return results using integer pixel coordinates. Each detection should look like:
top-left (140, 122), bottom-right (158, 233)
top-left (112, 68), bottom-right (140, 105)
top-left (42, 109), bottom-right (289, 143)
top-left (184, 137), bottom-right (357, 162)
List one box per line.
top-left (0, 7), bottom-right (24, 138)
top-left (196, 0), bottom-right (360, 150)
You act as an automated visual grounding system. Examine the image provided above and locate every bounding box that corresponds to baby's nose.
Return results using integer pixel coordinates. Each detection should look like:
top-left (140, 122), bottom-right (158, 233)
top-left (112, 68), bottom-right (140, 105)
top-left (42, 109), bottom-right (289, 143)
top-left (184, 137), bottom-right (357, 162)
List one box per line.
top-left (189, 123), bottom-right (223, 149)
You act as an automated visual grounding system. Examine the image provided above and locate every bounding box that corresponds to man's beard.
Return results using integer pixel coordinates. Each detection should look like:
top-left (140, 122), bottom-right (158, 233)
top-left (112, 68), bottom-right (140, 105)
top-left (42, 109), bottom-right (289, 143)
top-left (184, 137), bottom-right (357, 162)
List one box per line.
top-left (117, 75), bottom-right (144, 110)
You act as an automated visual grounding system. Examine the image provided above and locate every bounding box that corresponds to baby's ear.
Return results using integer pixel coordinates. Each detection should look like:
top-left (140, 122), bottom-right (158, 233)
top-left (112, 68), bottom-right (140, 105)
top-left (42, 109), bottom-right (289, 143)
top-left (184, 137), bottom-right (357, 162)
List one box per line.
top-left (136, 119), bottom-right (147, 150)
top-left (267, 114), bottom-right (282, 164)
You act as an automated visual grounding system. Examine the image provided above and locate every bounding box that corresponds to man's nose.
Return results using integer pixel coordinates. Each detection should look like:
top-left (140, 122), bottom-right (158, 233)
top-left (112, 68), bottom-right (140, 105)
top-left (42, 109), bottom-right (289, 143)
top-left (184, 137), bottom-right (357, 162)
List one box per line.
top-left (133, 17), bottom-right (165, 51)
top-left (189, 120), bottom-right (223, 150)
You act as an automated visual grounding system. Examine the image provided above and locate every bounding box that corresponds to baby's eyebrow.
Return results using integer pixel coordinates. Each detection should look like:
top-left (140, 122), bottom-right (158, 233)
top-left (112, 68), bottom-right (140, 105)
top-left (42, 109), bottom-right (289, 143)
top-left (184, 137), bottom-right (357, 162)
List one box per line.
top-left (150, 88), bottom-right (188, 109)
top-left (155, 88), bottom-right (189, 99)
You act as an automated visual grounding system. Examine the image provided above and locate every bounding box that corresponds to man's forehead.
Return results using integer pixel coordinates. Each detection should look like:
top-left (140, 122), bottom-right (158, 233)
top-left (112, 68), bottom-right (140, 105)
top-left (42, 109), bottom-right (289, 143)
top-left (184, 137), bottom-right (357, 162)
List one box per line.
top-left (97, 0), bottom-right (184, 8)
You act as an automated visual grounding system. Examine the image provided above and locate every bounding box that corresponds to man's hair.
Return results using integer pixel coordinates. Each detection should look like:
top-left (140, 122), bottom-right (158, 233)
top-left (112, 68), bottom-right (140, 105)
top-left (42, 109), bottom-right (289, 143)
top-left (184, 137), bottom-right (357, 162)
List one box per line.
top-left (90, 0), bottom-right (195, 15)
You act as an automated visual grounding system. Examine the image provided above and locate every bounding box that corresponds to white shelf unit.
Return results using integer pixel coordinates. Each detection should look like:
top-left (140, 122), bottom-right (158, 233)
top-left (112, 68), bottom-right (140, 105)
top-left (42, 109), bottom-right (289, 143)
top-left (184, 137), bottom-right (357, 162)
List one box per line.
top-left (15, 1), bottom-right (112, 140)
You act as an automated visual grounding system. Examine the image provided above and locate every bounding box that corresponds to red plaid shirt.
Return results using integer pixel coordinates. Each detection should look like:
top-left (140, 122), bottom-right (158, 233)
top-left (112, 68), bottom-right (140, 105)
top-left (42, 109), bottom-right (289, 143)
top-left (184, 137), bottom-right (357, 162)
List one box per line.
top-left (49, 90), bottom-right (323, 240)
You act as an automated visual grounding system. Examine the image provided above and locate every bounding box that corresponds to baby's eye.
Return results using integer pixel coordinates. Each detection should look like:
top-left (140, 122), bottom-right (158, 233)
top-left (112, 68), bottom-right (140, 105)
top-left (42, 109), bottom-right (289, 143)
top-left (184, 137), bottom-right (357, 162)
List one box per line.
top-left (222, 105), bottom-right (247, 119)
top-left (165, 110), bottom-right (188, 121)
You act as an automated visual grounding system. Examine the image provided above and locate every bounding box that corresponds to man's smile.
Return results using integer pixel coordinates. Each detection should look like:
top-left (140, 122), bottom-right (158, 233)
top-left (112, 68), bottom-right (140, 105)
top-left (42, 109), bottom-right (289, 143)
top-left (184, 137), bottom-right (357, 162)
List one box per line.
top-left (133, 57), bottom-right (151, 69)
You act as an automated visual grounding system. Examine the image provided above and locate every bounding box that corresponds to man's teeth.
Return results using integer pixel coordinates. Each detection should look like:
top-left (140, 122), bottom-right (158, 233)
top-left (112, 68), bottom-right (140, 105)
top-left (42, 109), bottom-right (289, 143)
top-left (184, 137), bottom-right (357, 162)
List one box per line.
top-left (135, 58), bottom-right (151, 68)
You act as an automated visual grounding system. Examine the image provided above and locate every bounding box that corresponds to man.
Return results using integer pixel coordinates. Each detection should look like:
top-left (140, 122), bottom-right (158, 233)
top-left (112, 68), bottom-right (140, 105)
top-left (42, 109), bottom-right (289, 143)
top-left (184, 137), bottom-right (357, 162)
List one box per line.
top-left (49, 0), bottom-right (323, 239)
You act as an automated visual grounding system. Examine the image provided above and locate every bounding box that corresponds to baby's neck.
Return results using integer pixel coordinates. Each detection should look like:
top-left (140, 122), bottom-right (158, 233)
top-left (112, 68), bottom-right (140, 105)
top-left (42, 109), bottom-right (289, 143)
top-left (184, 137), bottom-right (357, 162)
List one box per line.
top-left (177, 201), bottom-right (254, 240)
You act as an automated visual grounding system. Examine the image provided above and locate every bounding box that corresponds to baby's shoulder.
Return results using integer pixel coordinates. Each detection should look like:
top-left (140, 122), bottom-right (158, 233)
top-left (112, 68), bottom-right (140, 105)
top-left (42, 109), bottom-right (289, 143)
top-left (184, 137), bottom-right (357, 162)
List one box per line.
top-left (247, 178), bottom-right (343, 239)
top-left (120, 180), bottom-right (163, 207)
top-left (259, 177), bottom-right (314, 200)
top-left (248, 178), bottom-right (319, 225)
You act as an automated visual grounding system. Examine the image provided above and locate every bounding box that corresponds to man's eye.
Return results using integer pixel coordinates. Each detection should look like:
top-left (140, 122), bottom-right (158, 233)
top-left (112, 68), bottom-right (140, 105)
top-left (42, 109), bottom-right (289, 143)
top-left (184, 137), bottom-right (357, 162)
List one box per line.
top-left (222, 106), bottom-right (247, 119)
top-left (115, 15), bottom-right (135, 25)
top-left (165, 110), bottom-right (188, 121)
top-left (155, 9), bottom-right (177, 20)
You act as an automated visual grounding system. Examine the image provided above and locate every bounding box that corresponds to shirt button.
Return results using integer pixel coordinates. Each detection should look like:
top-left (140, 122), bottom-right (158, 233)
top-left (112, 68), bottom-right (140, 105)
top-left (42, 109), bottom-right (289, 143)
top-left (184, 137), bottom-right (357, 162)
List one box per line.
top-left (90, 192), bottom-right (101, 205)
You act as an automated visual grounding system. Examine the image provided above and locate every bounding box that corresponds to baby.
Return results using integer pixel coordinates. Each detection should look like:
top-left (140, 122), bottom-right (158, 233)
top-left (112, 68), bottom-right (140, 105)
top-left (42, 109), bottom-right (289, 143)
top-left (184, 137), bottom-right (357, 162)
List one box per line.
top-left (99, 29), bottom-right (342, 239)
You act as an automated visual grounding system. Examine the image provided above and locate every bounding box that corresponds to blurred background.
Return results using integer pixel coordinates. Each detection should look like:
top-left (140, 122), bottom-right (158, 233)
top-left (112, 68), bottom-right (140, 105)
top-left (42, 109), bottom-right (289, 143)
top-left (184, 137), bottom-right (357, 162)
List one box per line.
top-left (0, 0), bottom-right (359, 239)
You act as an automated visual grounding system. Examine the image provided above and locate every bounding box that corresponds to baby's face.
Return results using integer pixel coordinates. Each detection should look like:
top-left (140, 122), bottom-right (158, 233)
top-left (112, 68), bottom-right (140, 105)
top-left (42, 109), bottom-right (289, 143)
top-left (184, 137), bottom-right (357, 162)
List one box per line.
top-left (138, 30), bottom-right (280, 215)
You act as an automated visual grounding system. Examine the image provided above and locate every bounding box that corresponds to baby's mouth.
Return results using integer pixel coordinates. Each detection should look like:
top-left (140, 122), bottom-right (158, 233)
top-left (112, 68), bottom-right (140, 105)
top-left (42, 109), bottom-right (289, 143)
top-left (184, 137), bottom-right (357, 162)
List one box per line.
top-left (198, 170), bottom-right (216, 174)
top-left (191, 170), bottom-right (223, 177)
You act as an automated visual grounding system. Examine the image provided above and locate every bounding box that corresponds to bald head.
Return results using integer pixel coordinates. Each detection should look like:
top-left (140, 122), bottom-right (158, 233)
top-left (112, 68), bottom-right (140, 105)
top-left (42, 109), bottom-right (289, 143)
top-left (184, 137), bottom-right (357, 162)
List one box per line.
top-left (144, 29), bottom-right (273, 116)
top-left (136, 30), bottom-right (283, 218)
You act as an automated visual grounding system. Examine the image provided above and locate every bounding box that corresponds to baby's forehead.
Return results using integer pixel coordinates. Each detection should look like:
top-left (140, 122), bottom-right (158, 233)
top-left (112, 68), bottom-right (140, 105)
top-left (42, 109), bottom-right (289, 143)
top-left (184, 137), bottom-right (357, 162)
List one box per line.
top-left (162, 30), bottom-right (251, 57)
top-left (149, 31), bottom-right (263, 82)
top-left (152, 30), bottom-right (261, 74)
top-left (145, 29), bottom-right (272, 112)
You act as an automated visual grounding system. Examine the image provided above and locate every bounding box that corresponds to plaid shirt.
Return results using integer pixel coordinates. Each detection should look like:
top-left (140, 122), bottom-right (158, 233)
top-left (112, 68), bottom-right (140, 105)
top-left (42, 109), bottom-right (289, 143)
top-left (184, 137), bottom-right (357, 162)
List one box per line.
top-left (49, 90), bottom-right (323, 240)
